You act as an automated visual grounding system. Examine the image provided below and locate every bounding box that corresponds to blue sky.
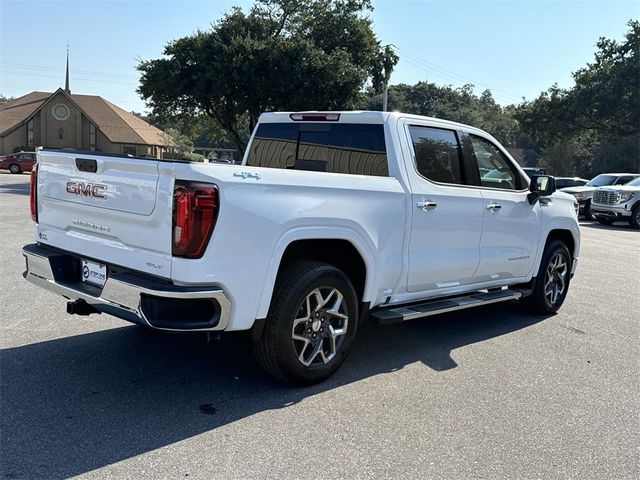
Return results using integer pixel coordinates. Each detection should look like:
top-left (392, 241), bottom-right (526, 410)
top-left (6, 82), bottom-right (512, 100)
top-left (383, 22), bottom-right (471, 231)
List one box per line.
top-left (0, 0), bottom-right (637, 112)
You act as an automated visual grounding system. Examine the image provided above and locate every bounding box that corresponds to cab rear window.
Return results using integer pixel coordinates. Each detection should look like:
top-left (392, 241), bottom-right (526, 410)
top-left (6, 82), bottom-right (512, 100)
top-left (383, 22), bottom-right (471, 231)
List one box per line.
top-left (247, 123), bottom-right (388, 176)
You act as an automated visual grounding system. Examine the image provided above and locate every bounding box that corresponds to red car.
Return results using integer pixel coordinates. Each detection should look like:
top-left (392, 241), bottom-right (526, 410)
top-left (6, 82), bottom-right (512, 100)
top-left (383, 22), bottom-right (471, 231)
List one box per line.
top-left (0, 152), bottom-right (37, 174)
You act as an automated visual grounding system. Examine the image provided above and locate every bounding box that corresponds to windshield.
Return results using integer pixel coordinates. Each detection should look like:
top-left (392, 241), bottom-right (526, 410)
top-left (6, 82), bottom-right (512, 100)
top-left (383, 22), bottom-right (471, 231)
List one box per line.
top-left (586, 174), bottom-right (617, 187)
top-left (625, 177), bottom-right (640, 187)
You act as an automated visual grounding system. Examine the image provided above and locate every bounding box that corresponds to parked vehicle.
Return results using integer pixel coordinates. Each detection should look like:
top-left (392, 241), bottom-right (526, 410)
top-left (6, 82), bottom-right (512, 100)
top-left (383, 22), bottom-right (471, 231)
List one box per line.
top-left (590, 177), bottom-right (640, 229)
top-left (0, 151), bottom-right (37, 174)
top-left (522, 167), bottom-right (546, 177)
top-left (554, 177), bottom-right (589, 189)
top-left (22, 111), bottom-right (581, 385)
top-left (561, 173), bottom-right (640, 220)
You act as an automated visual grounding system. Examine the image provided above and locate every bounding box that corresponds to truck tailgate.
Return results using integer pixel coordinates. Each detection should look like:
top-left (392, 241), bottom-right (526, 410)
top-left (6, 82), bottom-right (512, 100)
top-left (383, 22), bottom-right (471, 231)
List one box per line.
top-left (35, 151), bottom-right (174, 278)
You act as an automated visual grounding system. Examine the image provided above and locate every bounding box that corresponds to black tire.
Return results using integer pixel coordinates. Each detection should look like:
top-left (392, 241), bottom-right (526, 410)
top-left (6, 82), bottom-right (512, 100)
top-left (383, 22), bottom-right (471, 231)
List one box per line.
top-left (253, 261), bottom-right (358, 385)
top-left (630, 204), bottom-right (640, 230)
top-left (521, 239), bottom-right (572, 315)
top-left (9, 163), bottom-right (21, 174)
top-left (597, 218), bottom-right (615, 225)
top-left (583, 200), bottom-right (594, 220)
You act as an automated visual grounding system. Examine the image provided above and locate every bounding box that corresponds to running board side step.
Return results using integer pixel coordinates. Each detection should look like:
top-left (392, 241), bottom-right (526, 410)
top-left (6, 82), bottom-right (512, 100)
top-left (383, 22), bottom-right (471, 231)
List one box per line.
top-left (370, 288), bottom-right (531, 325)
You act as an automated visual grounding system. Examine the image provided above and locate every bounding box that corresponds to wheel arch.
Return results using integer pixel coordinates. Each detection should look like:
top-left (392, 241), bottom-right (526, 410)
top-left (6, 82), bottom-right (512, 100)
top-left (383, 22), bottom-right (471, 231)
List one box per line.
top-left (255, 228), bottom-right (376, 320)
top-left (533, 228), bottom-right (578, 277)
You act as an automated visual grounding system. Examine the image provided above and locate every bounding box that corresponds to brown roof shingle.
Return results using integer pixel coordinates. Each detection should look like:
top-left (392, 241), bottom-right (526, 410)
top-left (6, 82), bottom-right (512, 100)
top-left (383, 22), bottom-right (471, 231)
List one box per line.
top-left (0, 89), bottom-right (168, 146)
top-left (0, 92), bottom-right (51, 135)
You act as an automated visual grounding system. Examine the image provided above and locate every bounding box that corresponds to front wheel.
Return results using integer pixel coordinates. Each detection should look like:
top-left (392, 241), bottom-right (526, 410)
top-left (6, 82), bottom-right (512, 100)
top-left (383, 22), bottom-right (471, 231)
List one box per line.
top-left (253, 261), bottom-right (358, 385)
top-left (521, 240), bottom-right (572, 315)
top-left (9, 163), bottom-right (21, 174)
top-left (630, 205), bottom-right (640, 230)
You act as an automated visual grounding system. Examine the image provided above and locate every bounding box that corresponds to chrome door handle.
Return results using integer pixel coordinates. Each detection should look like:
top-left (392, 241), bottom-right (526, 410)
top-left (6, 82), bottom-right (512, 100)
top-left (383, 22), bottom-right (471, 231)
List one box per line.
top-left (486, 203), bottom-right (502, 211)
top-left (417, 200), bottom-right (438, 211)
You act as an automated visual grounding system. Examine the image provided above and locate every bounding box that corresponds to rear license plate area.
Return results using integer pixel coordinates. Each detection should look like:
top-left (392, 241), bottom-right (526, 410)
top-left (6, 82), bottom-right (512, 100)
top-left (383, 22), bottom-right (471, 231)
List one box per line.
top-left (81, 259), bottom-right (107, 288)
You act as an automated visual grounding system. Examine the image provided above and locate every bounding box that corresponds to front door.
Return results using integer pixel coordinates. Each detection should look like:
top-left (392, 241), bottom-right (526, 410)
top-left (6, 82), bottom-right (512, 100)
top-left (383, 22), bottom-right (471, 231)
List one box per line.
top-left (466, 133), bottom-right (540, 282)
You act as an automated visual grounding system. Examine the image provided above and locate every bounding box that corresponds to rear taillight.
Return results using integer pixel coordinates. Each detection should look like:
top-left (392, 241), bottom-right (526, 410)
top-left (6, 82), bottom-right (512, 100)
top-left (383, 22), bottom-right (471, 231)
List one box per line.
top-left (172, 181), bottom-right (218, 258)
top-left (30, 166), bottom-right (38, 222)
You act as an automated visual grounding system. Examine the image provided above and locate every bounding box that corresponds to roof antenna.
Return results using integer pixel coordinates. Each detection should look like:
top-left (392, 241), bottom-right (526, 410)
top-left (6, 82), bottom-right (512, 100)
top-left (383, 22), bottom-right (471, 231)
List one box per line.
top-left (64, 44), bottom-right (70, 94)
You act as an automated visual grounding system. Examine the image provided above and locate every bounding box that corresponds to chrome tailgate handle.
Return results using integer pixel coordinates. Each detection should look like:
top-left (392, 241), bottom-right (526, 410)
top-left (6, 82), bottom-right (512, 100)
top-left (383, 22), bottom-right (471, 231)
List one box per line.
top-left (417, 200), bottom-right (438, 211)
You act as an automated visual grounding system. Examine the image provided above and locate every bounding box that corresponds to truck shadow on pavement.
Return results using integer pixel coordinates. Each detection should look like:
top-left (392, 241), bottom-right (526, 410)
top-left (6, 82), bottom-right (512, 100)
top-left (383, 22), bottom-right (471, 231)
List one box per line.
top-left (0, 180), bottom-right (30, 196)
top-left (1, 301), bottom-right (548, 479)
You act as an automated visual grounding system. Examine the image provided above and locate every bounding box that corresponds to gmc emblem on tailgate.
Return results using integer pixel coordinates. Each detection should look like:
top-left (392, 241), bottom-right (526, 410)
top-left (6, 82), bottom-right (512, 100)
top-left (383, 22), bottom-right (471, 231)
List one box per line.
top-left (66, 181), bottom-right (107, 199)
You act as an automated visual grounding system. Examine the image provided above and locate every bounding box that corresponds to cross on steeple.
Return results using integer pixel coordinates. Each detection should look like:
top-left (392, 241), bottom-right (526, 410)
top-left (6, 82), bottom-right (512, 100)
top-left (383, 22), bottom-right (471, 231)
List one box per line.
top-left (64, 44), bottom-right (70, 94)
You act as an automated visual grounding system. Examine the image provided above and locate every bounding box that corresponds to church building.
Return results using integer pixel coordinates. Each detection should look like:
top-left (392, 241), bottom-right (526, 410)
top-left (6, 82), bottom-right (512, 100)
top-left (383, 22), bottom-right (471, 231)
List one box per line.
top-left (0, 54), bottom-right (168, 158)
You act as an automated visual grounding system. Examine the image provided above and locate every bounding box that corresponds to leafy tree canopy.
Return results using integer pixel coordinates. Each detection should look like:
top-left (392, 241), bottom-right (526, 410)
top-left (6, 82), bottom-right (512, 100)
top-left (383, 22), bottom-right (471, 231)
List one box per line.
top-left (138, 0), bottom-right (397, 153)
top-left (516, 20), bottom-right (639, 144)
top-left (360, 82), bottom-right (520, 147)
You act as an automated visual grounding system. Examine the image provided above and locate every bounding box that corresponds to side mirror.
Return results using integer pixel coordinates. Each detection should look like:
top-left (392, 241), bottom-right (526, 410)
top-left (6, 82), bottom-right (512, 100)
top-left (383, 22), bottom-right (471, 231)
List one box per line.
top-left (528, 175), bottom-right (556, 204)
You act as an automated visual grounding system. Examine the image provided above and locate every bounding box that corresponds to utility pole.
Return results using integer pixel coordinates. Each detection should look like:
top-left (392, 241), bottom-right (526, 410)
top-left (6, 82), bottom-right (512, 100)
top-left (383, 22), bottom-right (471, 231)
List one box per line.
top-left (381, 44), bottom-right (396, 112)
top-left (383, 86), bottom-right (388, 112)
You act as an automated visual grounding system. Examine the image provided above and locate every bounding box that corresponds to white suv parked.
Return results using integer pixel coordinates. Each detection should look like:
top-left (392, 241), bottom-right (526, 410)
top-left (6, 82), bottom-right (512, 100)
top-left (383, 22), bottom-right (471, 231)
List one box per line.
top-left (591, 177), bottom-right (640, 228)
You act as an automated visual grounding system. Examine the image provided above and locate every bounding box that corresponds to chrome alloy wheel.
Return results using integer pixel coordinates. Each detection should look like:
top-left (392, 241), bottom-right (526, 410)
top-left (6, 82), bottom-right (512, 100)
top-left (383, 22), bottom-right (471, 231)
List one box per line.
top-left (544, 252), bottom-right (568, 306)
top-left (291, 287), bottom-right (349, 367)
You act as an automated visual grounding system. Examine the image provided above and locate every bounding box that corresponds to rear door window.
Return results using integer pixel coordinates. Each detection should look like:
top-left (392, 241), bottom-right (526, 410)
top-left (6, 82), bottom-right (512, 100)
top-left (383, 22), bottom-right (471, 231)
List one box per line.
top-left (408, 126), bottom-right (465, 185)
top-left (247, 123), bottom-right (388, 176)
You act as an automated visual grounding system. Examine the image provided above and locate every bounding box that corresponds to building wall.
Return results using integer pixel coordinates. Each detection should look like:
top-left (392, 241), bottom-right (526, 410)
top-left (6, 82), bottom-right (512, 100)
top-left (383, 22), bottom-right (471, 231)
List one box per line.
top-left (31, 111), bottom-right (42, 148)
top-left (96, 130), bottom-right (120, 154)
top-left (1, 125), bottom-right (27, 154)
top-left (80, 114), bottom-right (93, 151)
top-left (41, 92), bottom-right (81, 149)
top-left (1, 90), bottom-right (167, 156)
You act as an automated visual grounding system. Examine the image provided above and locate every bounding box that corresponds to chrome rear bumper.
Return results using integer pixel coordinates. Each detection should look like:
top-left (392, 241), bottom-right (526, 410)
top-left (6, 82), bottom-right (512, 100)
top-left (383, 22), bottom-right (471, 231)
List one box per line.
top-left (22, 243), bottom-right (231, 331)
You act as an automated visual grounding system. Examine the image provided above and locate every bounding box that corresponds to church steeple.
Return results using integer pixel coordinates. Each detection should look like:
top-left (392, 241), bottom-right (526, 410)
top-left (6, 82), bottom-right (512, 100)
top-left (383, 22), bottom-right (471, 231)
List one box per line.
top-left (64, 45), bottom-right (70, 94)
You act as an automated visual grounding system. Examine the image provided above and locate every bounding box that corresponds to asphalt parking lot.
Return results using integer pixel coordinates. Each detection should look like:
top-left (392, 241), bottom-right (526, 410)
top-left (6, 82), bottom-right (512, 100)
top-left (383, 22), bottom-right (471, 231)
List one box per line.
top-left (1, 172), bottom-right (638, 480)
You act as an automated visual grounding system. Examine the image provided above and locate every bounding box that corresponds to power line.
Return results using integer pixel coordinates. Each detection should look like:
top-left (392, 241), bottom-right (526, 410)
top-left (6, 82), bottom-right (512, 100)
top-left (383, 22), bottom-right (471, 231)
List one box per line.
top-left (393, 46), bottom-right (523, 103)
top-left (0, 62), bottom-right (139, 80)
top-left (1, 69), bottom-right (139, 86)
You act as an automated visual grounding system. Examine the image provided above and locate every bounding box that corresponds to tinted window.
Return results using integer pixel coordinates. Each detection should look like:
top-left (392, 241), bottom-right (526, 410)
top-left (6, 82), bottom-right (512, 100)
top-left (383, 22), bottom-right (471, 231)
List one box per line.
top-left (470, 135), bottom-right (522, 190)
top-left (617, 176), bottom-right (636, 185)
top-left (586, 174), bottom-right (616, 187)
top-left (626, 177), bottom-right (640, 187)
top-left (247, 123), bottom-right (388, 176)
top-left (555, 178), bottom-right (585, 188)
top-left (409, 126), bottom-right (464, 185)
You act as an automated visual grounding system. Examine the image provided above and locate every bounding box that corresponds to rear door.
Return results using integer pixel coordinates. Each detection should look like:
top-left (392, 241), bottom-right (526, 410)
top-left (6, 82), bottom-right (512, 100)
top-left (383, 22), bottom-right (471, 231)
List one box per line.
top-left (403, 123), bottom-right (484, 292)
top-left (36, 151), bottom-right (174, 277)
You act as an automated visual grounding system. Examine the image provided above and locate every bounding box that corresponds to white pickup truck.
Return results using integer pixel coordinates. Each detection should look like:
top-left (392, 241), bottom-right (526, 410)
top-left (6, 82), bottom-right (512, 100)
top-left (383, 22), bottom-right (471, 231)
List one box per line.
top-left (23, 111), bottom-right (581, 385)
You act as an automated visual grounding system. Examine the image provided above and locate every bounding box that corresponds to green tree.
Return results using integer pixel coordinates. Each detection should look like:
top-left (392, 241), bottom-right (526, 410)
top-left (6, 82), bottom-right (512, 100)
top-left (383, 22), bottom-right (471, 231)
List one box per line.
top-left (360, 82), bottom-right (520, 146)
top-left (138, 0), bottom-right (397, 154)
top-left (516, 20), bottom-right (639, 176)
top-left (161, 128), bottom-right (195, 159)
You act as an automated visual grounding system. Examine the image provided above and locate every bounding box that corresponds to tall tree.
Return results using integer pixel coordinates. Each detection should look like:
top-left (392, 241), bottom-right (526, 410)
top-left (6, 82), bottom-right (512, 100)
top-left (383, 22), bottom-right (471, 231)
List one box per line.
top-left (360, 82), bottom-right (520, 146)
top-left (515, 20), bottom-right (639, 175)
top-left (138, 0), bottom-right (397, 153)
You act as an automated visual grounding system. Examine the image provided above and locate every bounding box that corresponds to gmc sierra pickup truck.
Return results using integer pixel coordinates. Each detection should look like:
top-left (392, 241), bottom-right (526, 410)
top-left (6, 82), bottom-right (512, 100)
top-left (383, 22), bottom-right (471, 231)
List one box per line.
top-left (23, 111), bottom-right (581, 385)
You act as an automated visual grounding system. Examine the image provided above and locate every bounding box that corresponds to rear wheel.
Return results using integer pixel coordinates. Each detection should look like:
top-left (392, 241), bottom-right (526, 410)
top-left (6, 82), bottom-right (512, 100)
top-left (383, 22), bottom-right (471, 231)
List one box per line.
top-left (630, 205), bottom-right (640, 230)
top-left (9, 163), bottom-right (20, 174)
top-left (253, 261), bottom-right (358, 385)
top-left (521, 240), bottom-right (572, 315)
